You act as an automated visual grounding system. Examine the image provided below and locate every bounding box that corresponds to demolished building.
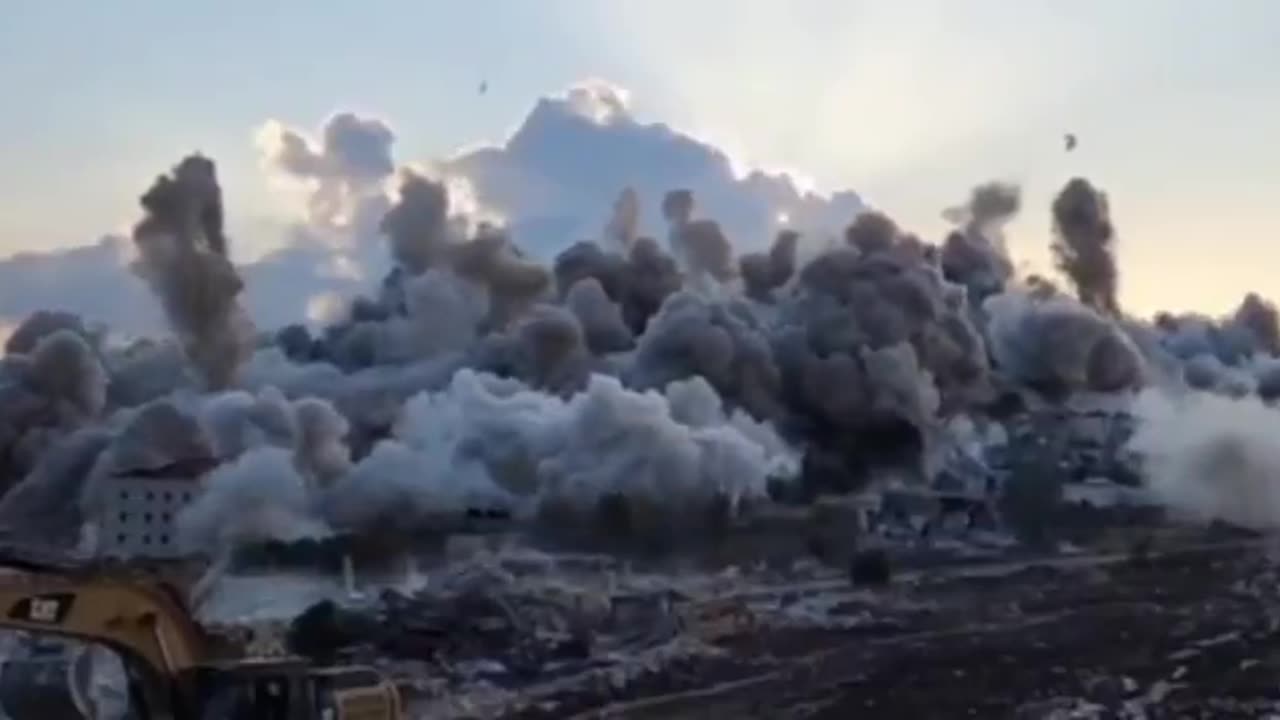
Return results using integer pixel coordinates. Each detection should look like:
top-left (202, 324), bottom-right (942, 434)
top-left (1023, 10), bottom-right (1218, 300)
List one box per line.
top-left (91, 456), bottom-right (218, 560)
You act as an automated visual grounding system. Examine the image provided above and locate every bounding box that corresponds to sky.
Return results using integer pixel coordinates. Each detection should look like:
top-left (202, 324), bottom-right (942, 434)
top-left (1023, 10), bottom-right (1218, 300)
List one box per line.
top-left (2, 0), bottom-right (1279, 317)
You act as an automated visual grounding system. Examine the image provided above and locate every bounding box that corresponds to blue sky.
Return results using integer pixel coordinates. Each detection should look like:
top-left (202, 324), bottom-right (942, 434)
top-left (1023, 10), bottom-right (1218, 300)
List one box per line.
top-left (3, 0), bottom-right (1280, 315)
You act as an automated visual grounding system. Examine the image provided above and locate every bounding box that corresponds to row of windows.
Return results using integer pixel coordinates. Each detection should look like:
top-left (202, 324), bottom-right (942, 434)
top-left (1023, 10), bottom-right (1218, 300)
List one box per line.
top-left (117, 489), bottom-right (196, 504)
top-left (113, 533), bottom-right (172, 546)
top-left (116, 511), bottom-right (172, 525)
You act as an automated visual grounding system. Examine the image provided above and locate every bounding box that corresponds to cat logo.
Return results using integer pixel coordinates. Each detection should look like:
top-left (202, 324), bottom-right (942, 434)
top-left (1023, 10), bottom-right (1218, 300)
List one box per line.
top-left (8, 593), bottom-right (74, 625)
top-left (28, 599), bottom-right (59, 622)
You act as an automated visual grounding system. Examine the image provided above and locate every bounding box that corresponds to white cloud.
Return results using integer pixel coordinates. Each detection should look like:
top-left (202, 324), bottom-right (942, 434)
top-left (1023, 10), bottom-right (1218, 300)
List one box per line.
top-left (0, 80), bottom-right (865, 338)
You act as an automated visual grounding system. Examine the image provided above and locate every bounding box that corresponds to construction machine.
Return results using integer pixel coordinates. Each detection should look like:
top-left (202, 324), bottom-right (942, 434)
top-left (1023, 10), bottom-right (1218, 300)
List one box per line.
top-left (0, 544), bottom-right (403, 719)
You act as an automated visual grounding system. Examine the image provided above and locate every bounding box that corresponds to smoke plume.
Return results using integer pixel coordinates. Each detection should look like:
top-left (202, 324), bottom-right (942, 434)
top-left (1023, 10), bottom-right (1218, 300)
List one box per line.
top-left (1128, 388), bottom-right (1280, 529)
top-left (739, 230), bottom-right (799, 302)
top-left (940, 182), bottom-right (1019, 301)
top-left (663, 189), bottom-right (734, 290)
top-left (1051, 177), bottom-right (1119, 315)
top-left (18, 83), bottom-right (1280, 560)
top-left (130, 155), bottom-right (255, 390)
top-left (984, 288), bottom-right (1142, 396)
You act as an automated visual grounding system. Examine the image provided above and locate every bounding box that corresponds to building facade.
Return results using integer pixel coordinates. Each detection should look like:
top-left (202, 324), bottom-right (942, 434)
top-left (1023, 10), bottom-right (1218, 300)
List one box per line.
top-left (93, 458), bottom-right (216, 560)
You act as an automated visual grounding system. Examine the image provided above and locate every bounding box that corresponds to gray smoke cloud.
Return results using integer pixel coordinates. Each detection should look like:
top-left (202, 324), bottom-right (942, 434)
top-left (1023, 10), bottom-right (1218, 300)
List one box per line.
top-left (1146, 291), bottom-right (1280, 401)
top-left (739, 230), bottom-right (799, 302)
top-left (320, 269), bottom-right (486, 371)
top-left (23, 330), bottom-right (108, 425)
top-left (552, 237), bottom-right (683, 336)
top-left (103, 339), bottom-right (194, 408)
top-left (792, 225), bottom-right (988, 410)
top-left (292, 397), bottom-right (353, 489)
top-left (3, 311), bottom-right (95, 356)
top-left (73, 398), bottom-right (215, 532)
top-left (603, 187), bottom-right (640, 253)
top-left (200, 387), bottom-right (299, 461)
top-left (843, 211), bottom-right (900, 256)
top-left (564, 278), bottom-right (634, 355)
top-left (1255, 359), bottom-right (1280, 402)
top-left (940, 182), bottom-right (1019, 301)
top-left (378, 173), bottom-right (551, 333)
top-left (623, 238), bottom-right (685, 332)
top-left (1232, 292), bottom-right (1280, 357)
top-left (0, 429), bottom-right (112, 547)
top-left (628, 291), bottom-right (782, 422)
top-left (383, 171), bottom-right (452, 276)
top-left (984, 288), bottom-right (1143, 397)
top-left (195, 386), bottom-right (355, 492)
top-left (747, 217), bottom-right (992, 491)
top-left (99, 399), bottom-right (212, 475)
top-left (131, 155), bottom-right (256, 390)
top-left (967, 181), bottom-right (1022, 229)
top-left (449, 227), bottom-right (553, 329)
top-left (1128, 389), bottom-right (1280, 530)
top-left (320, 369), bottom-right (796, 540)
top-left (16, 82), bottom-right (1272, 559)
top-left (176, 447), bottom-right (332, 553)
top-left (663, 189), bottom-right (734, 290)
top-left (0, 330), bottom-right (108, 489)
top-left (477, 304), bottom-right (594, 395)
top-left (1051, 177), bottom-right (1119, 315)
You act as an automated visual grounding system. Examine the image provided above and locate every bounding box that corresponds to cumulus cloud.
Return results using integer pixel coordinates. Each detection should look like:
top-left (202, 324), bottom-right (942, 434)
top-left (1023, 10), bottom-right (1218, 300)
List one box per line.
top-left (445, 79), bottom-right (865, 257)
top-left (256, 112), bottom-right (397, 228)
top-left (0, 80), bottom-right (865, 339)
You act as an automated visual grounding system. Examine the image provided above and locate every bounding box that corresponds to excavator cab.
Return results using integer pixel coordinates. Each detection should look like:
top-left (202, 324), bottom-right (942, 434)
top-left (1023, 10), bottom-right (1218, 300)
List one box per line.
top-left (189, 659), bottom-right (316, 719)
top-left (188, 660), bottom-right (401, 720)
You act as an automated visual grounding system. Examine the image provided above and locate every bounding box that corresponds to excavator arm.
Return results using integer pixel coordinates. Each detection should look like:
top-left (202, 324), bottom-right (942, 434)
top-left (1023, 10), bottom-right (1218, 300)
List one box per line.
top-left (0, 545), bottom-right (209, 716)
top-left (0, 574), bottom-right (206, 674)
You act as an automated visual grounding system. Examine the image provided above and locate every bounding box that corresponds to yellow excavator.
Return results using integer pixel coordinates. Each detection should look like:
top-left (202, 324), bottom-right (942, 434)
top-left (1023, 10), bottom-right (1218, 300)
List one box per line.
top-left (0, 545), bottom-right (403, 719)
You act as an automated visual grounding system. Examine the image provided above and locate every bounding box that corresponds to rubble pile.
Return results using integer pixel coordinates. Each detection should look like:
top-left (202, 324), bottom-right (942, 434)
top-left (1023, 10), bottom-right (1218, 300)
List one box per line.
top-left (268, 548), bottom-right (809, 716)
top-left (488, 539), bottom-right (1280, 718)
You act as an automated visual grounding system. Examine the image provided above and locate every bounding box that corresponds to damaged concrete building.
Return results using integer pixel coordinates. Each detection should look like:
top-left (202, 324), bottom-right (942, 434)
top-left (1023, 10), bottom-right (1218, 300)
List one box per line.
top-left (992, 406), bottom-right (1138, 486)
top-left (89, 457), bottom-right (218, 560)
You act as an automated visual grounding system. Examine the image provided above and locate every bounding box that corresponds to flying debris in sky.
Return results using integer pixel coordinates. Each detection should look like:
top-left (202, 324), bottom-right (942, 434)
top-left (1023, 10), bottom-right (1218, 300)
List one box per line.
top-left (479, 81), bottom-right (488, 95)
top-left (1064, 133), bottom-right (1078, 152)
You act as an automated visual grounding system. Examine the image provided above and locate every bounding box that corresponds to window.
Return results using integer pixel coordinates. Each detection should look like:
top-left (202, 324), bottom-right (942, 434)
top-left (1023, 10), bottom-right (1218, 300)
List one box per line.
top-left (143, 513), bottom-right (153, 524)
top-left (118, 512), bottom-right (128, 523)
top-left (145, 492), bottom-right (155, 501)
top-left (116, 534), bottom-right (126, 544)
top-left (182, 492), bottom-right (193, 503)
top-left (161, 513), bottom-right (171, 523)
top-left (163, 492), bottom-right (172, 502)
top-left (159, 535), bottom-right (169, 545)
top-left (119, 491), bottom-right (129, 501)
top-left (142, 535), bottom-right (151, 545)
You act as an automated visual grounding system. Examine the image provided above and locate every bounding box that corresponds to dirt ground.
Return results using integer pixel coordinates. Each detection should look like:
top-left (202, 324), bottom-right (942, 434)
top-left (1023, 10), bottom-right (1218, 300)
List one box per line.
top-left (502, 542), bottom-right (1280, 720)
